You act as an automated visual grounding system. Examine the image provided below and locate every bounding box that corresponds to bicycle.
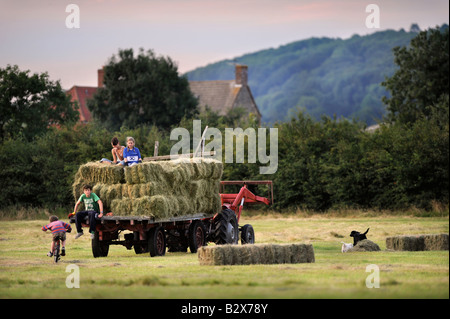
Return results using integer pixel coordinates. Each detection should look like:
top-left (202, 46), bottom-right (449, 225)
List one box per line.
top-left (52, 230), bottom-right (70, 263)
top-left (53, 239), bottom-right (61, 263)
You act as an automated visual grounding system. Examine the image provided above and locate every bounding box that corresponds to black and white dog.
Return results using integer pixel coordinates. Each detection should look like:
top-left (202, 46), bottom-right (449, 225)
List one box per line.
top-left (349, 228), bottom-right (370, 246)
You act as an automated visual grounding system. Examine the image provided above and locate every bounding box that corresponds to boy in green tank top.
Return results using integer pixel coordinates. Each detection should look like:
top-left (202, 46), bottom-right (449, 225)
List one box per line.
top-left (73, 184), bottom-right (104, 239)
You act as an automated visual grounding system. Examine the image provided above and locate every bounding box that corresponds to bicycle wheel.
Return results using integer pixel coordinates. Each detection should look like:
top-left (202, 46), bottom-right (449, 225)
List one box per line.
top-left (54, 240), bottom-right (60, 263)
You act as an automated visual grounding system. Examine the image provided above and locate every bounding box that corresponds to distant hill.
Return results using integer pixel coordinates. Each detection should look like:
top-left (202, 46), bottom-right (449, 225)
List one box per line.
top-left (185, 27), bottom-right (424, 125)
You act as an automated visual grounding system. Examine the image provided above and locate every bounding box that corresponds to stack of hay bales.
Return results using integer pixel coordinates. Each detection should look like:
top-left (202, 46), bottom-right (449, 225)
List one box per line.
top-left (386, 234), bottom-right (449, 251)
top-left (72, 158), bottom-right (223, 219)
top-left (348, 239), bottom-right (380, 252)
top-left (198, 243), bottom-right (315, 266)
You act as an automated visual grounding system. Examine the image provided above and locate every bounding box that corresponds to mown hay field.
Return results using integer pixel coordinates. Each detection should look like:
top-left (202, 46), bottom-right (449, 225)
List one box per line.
top-left (0, 214), bottom-right (448, 299)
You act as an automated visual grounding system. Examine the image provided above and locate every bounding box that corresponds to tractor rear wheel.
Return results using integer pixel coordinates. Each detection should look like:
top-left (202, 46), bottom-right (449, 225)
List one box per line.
top-left (213, 209), bottom-right (239, 245)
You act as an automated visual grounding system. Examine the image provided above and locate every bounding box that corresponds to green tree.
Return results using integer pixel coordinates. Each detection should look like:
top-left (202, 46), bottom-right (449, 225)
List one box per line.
top-left (0, 65), bottom-right (79, 141)
top-left (88, 48), bottom-right (198, 131)
top-left (382, 26), bottom-right (449, 124)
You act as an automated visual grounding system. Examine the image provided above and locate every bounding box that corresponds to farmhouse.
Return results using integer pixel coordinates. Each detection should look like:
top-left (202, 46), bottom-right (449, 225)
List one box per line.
top-left (67, 64), bottom-right (261, 124)
top-left (189, 64), bottom-right (261, 123)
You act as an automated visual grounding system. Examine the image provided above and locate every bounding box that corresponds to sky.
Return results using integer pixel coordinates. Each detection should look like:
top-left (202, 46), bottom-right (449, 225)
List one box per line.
top-left (0, 0), bottom-right (448, 89)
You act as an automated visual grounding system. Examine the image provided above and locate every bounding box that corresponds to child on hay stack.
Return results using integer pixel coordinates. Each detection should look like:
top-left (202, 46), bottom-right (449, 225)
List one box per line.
top-left (100, 136), bottom-right (126, 165)
top-left (70, 184), bottom-right (104, 239)
top-left (42, 215), bottom-right (72, 257)
top-left (122, 136), bottom-right (142, 167)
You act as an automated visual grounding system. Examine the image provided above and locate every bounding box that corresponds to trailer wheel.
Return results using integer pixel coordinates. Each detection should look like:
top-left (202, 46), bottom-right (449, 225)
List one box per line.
top-left (188, 220), bottom-right (207, 253)
top-left (148, 226), bottom-right (166, 257)
top-left (133, 231), bottom-right (149, 254)
top-left (240, 224), bottom-right (255, 244)
top-left (214, 209), bottom-right (239, 245)
top-left (92, 232), bottom-right (109, 258)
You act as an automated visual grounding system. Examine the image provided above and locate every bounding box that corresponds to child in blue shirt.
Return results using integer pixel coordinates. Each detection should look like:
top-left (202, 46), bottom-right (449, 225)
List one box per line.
top-left (123, 136), bottom-right (142, 166)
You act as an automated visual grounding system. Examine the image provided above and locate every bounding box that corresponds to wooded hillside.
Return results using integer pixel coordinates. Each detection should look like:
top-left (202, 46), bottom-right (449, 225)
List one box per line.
top-left (186, 26), bottom-right (447, 125)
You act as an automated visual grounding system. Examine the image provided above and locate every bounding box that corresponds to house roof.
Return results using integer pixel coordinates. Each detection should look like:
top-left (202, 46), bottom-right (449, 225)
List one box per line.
top-left (189, 80), bottom-right (238, 115)
top-left (66, 86), bottom-right (97, 122)
top-left (189, 80), bottom-right (260, 118)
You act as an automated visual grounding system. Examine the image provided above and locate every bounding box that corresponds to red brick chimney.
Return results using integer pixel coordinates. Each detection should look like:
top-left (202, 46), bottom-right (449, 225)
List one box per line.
top-left (97, 67), bottom-right (104, 88)
top-left (235, 64), bottom-right (248, 86)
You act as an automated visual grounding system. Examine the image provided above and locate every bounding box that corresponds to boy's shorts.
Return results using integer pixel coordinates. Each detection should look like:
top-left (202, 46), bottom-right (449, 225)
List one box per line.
top-left (52, 232), bottom-right (66, 242)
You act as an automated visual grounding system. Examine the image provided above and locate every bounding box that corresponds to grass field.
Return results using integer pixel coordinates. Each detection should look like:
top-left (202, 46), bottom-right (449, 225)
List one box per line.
top-left (0, 213), bottom-right (448, 299)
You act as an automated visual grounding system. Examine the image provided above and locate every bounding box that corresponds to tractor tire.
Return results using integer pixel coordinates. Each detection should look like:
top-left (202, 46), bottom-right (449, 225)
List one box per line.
top-left (92, 231), bottom-right (109, 258)
top-left (213, 209), bottom-right (239, 245)
top-left (148, 226), bottom-right (166, 257)
top-left (240, 224), bottom-right (255, 244)
top-left (188, 220), bottom-right (207, 253)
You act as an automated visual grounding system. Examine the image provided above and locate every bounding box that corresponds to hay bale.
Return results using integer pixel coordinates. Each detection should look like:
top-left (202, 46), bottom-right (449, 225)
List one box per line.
top-left (348, 239), bottom-right (381, 252)
top-left (386, 234), bottom-right (449, 251)
top-left (198, 243), bottom-right (315, 266)
top-left (423, 234), bottom-right (449, 251)
top-left (111, 198), bottom-right (134, 215)
top-left (78, 162), bottom-right (125, 184)
top-left (124, 159), bottom-right (221, 185)
top-left (73, 158), bottom-right (223, 218)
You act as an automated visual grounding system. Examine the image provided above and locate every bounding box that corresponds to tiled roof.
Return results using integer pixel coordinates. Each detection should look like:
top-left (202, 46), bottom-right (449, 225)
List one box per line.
top-left (66, 86), bottom-right (97, 122)
top-left (189, 80), bottom-right (239, 115)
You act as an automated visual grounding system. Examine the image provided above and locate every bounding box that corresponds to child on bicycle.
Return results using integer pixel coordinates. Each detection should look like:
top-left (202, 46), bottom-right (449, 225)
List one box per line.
top-left (42, 215), bottom-right (72, 257)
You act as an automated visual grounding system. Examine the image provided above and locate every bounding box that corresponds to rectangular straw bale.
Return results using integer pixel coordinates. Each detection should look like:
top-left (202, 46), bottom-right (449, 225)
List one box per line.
top-left (146, 162), bottom-right (167, 183)
top-left (132, 196), bottom-right (154, 218)
top-left (237, 245), bottom-right (253, 265)
top-left (137, 163), bottom-right (151, 183)
top-left (78, 162), bottom-right (124, 184)
top-left (124, 158), bottom-right (222, 185)
top-left (147, 195), bottom-right (171, 219)
top-left (386, 235), bottom-right (423, 251)
top-left (111, 198), bottom-right (134, 215)
top-left (217, 245), bottom-right (235, 265)
top-left (386, 234), bottom-right (449, 251)
top-left (197, 245), bottom-right (215, 265)
top-left (104, 184), bottom-right (123, 202)
top-left (124, 166), bottom-right (134, 184)
top-left (177, 196), bottom-right (193, 216)
top-left (123, 165), bottom-right (141, 184)
top-left (138, 182), bottom-right (167, 197)
top-left (130, 184), bottom-right (142, 198)
top-left (201, 158), bottom-right (223, 180)
top-left (423, 234), bottom-right (449, 250)
top-left (198, 244), bottom-right (315, 265)
top-left (189, 158), bottom-right (220, 180)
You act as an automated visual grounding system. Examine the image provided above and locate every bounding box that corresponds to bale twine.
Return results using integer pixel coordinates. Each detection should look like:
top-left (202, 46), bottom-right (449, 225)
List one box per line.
top-left (73, 158), bottom-right (223, 218)
top-left (348, 239), bottom-right (381, 252)
top-left (386, 234), bottom-right (449, 251)
top-left (198, 243), bottom-right (315, 266)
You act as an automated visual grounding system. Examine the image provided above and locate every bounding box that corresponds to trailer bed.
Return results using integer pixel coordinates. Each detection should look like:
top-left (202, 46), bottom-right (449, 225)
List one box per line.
top-left (99, 212), bottom-right (215, 224)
